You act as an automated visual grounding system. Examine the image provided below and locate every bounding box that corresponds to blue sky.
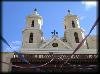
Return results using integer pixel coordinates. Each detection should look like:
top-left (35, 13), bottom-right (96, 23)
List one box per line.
top-left (2, 1), bottom-right (97, 52)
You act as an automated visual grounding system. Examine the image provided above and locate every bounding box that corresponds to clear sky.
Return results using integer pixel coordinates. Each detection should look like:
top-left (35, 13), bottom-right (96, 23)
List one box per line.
top-left (2, 1), bottom-right (97, 52)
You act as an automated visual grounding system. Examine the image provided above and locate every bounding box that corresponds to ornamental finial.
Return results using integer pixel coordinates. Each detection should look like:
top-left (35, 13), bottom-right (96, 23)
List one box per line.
top-left (68, 10), bottom-right (70, 14)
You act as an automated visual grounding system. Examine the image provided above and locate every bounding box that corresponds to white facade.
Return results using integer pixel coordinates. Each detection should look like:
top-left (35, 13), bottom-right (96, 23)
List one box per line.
top-left (20, 10), bottom-right (97, 53)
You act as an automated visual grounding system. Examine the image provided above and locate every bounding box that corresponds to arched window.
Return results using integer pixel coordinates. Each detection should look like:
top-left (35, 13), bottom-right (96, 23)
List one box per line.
top-left (65, 26), bottom-right (66, 29)
top-left (29, 33), bottom-right (33, 43)
top-left (74, 32), bottom-right (79, 43)
top-left (72, 21), bottom-right (75, 28)
top-left (31, 20), bottom-right (34, 27)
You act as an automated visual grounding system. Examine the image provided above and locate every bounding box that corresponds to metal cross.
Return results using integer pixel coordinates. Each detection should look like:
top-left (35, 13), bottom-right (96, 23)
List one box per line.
top-left (51, 29), bottom-right (58, 36)
top-left (68, 10), bottom-right (70, 14)
top-left (34, 8), bottom-right (37, 11)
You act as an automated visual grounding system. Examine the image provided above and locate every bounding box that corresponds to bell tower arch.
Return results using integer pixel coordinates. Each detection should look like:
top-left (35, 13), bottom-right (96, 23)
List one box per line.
top-left (21, 9), bottom-right (43, 51)
top-left (64, 10), bottom-right (86, 49)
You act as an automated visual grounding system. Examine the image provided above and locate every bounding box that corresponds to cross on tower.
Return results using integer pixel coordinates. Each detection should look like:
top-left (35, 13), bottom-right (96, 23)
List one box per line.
top-left (34, 8), bottom-right (37, 11)
top-left (68, 10), bottom-right (70, 14)
top-left (51, 29), bottom-right (58, 36)
top-left (33, 8), bottom-right (38, 14)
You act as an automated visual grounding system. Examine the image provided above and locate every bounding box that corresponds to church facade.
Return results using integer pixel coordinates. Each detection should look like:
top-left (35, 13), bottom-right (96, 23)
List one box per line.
top-left (20, 9), bottom-right (97, 54)
top-left (1, 9), bottom-right (98, 72)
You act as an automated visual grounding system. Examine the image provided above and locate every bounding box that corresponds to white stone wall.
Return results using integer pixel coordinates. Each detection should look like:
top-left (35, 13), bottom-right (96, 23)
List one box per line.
top-left (86, 36), bottom-right (98, 49)
top-left (1, 52), bottom-right (14, 72)
top-left (20, 48), bottom-right (97, 54)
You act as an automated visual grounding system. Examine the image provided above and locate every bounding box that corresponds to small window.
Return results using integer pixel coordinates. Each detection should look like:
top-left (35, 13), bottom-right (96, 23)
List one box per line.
top-left (72, 21), bottom-right (75, 28)
top-left (74, 32), bottom-right (79, 43)
top-left (31, 20), bottom-right (34, 27)
top-left (29, 33), bottom-right (33, 43)
top-left (65, 26), bottom-right (66, 29)
top-left (52, 43), bottom-right (58, 47)
top-left (63, 39), bottom-right (67, 42)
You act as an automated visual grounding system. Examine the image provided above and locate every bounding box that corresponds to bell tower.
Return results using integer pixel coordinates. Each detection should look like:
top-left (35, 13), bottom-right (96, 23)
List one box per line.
top-left (64, 10), bottom-right (86, 49)
top-left (21, 9), bottom-right (43, 50)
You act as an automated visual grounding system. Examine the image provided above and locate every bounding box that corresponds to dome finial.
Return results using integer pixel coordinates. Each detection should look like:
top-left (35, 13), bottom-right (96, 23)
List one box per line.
top-left (34, 8), bottom-right (37, 11)
top-left (33, 8), bottom-right (38, 15)
top-left (68, 10), bottom-right (70, 14)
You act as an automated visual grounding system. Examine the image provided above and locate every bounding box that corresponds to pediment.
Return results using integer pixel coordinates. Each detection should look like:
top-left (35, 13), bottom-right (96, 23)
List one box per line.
top-left (40, 36), bottom-right (72, 49)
